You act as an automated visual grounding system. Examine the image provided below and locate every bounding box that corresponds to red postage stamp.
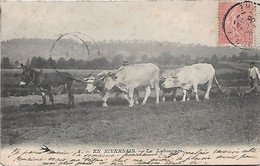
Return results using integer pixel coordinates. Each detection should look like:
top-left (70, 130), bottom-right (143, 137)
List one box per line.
top-left (219, 1), bottom-right (256, 49)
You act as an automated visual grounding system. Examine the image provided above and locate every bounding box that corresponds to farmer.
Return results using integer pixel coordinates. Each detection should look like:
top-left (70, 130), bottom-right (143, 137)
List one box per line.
top-left (248, 62), bottom-right (260, 94)
top-left (118, 60), bottom-right (129, 71)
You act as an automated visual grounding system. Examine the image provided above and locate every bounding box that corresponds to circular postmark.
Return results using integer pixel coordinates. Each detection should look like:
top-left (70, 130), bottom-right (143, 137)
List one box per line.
top-left (222, 1), bottom-right (258, 49)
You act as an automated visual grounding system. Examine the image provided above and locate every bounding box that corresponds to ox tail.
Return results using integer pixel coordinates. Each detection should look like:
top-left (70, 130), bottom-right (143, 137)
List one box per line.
top-left (214, 74), bottom-right (224, 94)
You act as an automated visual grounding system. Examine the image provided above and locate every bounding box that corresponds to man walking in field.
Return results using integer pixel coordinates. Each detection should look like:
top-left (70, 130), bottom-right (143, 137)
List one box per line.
top-left (248, 62), bottom-right (260, 94)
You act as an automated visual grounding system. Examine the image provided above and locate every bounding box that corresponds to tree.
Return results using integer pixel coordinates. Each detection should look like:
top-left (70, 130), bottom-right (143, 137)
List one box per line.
top-left (47, 57), bottom-right (56, 69)
top-left (111, 55), bottom-right (124, 68)
top-left (68, 58), bottom-right (76, 68)
top-left (30, 56), bottom-right (47, 68)
top-left (57, 58), bottom-right (68, 69)
top-left (231, 54), bottom-right (238, 62)
top-left (1, 57), bottom-right (13, 69)
top-left (159, 52), bottom-right (173, 65)
top-left (253, 53), bottom-right (259, 60)
top-left (172, 56), bottom-right (182, 65)
top-left (220, 55), bottom-right (227, 61)
top-left (76, 59), bottom-right (87, 69)
top-left (210, 54), bottom-right (219, 66)
top-left (30, 57), bottom-right (38, 68)
top-left (36, 57), bottom-right (47, 68)
top-left (89, 58), bottom-right (110, 69)
top-left (26, 57), bottom-right (30, 66)
top-left (183, 55), bottom-right (191, 65)
top-left (14, 60), bottom-right (20, 68)
top-left (141, 55), bottom-right (148, 62)
top-left (126, 55), bottom-right (135, 64)
top-left (238, 51), bottom-right (248, 60)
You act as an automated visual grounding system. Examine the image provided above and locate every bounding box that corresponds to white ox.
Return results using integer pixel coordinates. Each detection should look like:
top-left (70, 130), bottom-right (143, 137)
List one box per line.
top-left (103, 63), bottom-right (160, 107)
top-left (83, 71), bottom-right (139, 107)
top-left (160, 70), bottom-right (181, 102)
top-left (162, 63), bottom-right (220, 102)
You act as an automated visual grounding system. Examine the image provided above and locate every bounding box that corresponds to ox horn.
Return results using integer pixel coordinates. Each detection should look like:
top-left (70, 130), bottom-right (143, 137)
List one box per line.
top-left (80, 77), bottom-right (89, 81)
top-left (99, 76), bottom-right (105, 80)
top-left (108, 72), bottom-right (115, 76)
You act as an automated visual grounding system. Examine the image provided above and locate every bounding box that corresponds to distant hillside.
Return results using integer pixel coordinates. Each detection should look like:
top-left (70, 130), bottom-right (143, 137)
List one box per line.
top-left (1, 38), bottom-right (259, 63)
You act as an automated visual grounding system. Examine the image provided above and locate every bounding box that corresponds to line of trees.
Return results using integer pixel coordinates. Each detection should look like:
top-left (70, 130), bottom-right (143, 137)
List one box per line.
top-left (1, 57), bottom-right (20, 69)
top-left (1, 51), bottom-right (259, 69)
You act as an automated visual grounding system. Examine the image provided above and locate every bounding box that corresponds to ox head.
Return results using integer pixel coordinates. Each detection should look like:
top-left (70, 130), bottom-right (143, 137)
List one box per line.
top-left (104, 72), bottom-right (118, 91)
top-left (82, 75), bottom-right (98, 93)
top-left (159, 76), bottom-right (166, 89)
top-left (161, 76), bottom-right (179, 89)
top-left (20, 63), bottom-right (35, 86)
top-left (83, 73), bottom-right (107, 93)
top-left (159, 75), bottom-right (168, 84)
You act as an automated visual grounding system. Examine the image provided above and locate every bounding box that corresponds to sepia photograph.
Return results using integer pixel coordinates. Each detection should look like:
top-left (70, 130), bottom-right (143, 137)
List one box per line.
top-left (1, 0), bottom-right (260, 165)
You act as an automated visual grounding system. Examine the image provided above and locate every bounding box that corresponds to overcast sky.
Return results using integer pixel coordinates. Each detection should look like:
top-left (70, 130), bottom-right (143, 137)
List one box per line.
top-left (2, 1), bottom-right (259, 47)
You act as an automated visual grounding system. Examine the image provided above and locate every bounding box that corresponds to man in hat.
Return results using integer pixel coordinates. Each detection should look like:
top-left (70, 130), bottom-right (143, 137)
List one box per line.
top-left (117, 60), bottom-right (129, 71)
top-left (122, 60), bottom-right (129, 66)
top-left (248, 62), bottom-right (260, 94)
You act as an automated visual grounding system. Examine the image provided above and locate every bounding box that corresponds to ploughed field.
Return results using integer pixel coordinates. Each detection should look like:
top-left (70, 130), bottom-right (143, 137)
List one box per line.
top-left (1, 68), bottom-right (260, 147)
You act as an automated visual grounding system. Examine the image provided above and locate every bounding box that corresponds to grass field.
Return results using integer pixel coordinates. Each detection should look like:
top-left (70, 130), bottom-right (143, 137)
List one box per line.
top-left (1, 67), bottom-right (260, 148)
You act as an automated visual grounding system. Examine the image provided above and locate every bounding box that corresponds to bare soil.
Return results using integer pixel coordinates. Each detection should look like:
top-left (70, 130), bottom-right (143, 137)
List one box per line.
top-left (1, 93), bottom-right (260, 148)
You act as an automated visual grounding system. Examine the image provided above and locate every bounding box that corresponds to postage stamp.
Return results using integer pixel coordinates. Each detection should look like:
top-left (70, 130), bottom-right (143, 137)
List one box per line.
top-left (1, 0), bottom-right (260, 165)
top-left (219, 1), bottom-right (257, 49)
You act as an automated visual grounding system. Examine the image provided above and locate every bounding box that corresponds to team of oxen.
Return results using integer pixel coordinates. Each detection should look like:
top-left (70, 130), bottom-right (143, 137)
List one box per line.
top-left (20, 63), bottom-right (221, 107)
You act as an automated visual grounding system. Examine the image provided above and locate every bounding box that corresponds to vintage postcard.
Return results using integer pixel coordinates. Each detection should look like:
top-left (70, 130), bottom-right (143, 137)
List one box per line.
top-left (1, 0), bottom-right (260, 165)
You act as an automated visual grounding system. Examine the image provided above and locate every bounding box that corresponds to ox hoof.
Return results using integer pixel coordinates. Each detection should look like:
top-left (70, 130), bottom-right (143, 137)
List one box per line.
top-left (135, 101), bottom-right (139, 105)
top-left (162, 98), bottom-right (165, 102)
top-left (196, 99), bottom-right (200, 102)
top-left (102, 103), bottom-right (108, 107)
top-left (181, 100), bottom-right (185, 102)
top-left (129, 105), bottom-right (134, 108)
top-left (156, 98), bottom-right (159, 104)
